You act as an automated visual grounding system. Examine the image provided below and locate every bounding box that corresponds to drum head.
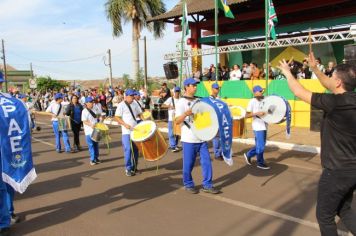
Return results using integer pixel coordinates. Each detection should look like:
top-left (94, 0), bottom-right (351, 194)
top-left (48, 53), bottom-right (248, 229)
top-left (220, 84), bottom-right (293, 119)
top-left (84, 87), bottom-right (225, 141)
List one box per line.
top-left (259, 96), bottom-right (287, 124)
top-left (230, 106), bottom-right (246, 120)
top-left (131, 120), bottom-right (157, 142)
top-left (191, 101), bottom-right (218, 141)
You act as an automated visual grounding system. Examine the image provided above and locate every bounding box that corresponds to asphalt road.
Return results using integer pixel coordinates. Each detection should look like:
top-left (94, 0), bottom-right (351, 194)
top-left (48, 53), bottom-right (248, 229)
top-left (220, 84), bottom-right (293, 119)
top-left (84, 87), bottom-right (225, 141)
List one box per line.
top-left (9, 115), bottom-right (353, 236)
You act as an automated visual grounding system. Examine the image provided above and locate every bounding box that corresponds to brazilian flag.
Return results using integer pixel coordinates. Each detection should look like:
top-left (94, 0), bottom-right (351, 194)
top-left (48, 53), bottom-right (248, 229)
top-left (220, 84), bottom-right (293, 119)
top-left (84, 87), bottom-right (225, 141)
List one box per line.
top-left (218, 0), bottom-right (235, 19)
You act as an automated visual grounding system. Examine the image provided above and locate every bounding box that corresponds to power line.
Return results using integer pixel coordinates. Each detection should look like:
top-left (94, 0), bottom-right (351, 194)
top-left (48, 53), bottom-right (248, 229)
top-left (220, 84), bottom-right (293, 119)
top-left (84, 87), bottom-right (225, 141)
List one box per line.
top-left (7, 50), bottom-right (106, 63)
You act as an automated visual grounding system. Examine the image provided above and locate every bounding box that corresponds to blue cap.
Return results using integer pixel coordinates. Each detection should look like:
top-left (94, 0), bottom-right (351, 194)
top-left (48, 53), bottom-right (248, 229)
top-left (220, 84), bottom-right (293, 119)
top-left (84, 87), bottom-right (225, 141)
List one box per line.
top-left (134, 91), bottom-right (140, 96)
top-left (85, 97), bottom-right (94, 103)
top-left (18, 94), bottom-right (28, 99)
top-left (0, 71), bottom-right (4, 83)
top-left (174, 86), bottom-right (181, 92)
top-left (212, 83), bottom-right (219, 89)
top-left (125, 89), bottom-right (135, 96)
top-left (253, 85), bottom-right (264, 93)
top-left (54, 93), bottom-right (63, 100)
top-left (183, 78), bottom-right (200, 87)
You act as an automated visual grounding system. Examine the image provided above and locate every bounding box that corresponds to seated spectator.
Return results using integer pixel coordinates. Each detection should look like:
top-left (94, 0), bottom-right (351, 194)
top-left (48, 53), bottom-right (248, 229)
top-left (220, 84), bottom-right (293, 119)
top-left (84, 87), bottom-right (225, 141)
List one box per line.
top-left (241, 63), bottom-right (251, 80)
top-left (250, 63), bottom-right (261, 80)
top-left (230, 64), bottom-right (242, 81)
top-left (325, 61), bottom-right (335, 77)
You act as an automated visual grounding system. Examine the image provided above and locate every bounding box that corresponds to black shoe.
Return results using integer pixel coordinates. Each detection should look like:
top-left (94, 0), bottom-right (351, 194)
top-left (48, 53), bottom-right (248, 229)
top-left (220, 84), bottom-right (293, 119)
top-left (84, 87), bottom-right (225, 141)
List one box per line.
top-left (201, 186), bottom-right (220, 194)
top-left (0, 227), bottom-right (10, 236)
top-left (95, 159), bottom-right (102, 164)
top-left (90, 161), bottom-right (97, 166)
top-left (11, 213), bottom-right (20, 224)
top-left (244, 153), bottom-right (252, 165)
top-left (185, 187), bottom-right (199, 194)
top-left (172, 147), bottom-right (180, 153)
top-left (257, 163), bottom-right (270, 170)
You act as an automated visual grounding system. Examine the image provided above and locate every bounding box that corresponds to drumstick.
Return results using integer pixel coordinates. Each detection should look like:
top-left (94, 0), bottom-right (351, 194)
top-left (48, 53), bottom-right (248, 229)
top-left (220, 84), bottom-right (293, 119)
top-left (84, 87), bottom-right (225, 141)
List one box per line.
top-left (308, 29), bottom-right (312, 53)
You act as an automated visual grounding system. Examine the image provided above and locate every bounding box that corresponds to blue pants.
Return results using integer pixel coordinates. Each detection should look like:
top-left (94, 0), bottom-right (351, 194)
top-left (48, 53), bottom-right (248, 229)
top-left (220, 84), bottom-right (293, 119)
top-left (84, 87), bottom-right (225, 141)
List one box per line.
top-left (122, 134), bottom-right (138, 171)
top-left (85, 135), bottom-right (99, 162)
top-left (5, 184), bottom-right (14, 215)
top-left (168, 121), bottom-right (179, 149)
top-left (212, 136), bottom-right (222, 158)
top-left (0, 181), bottom-right (10, 229)
top-left (246, 130), bottom-right (267, 166)
top-left (182, 142), bottom-right (213, 189)
top-left (52, 121), bottom-right (71, 152)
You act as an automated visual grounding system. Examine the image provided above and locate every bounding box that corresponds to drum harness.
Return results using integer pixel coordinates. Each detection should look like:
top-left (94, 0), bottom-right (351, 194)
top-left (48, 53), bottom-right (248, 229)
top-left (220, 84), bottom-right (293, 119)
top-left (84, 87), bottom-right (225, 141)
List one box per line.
top-left (182, 96), bottom-right (200, 129)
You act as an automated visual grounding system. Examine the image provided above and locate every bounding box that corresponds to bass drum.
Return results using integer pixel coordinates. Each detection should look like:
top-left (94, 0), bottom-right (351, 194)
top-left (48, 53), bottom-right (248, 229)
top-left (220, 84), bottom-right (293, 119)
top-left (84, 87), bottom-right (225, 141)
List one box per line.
top-left (190, 101), bottom-right (219, 141)
top-left (131, 120), bottom-right (168, 161)
top-left (259, 95), bottom-right (288, 124)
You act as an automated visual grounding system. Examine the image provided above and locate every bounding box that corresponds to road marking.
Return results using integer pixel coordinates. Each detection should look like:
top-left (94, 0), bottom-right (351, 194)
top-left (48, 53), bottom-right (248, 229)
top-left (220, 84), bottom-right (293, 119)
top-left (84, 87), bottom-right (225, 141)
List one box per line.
top-left (32, 137), bottom-right (55, 147)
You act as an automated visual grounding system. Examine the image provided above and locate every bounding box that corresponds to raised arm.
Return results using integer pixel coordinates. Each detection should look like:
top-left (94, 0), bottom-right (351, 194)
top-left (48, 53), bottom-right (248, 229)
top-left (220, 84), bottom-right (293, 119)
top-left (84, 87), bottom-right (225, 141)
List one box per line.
top-left (278, 59), bottom-right (312, 104)
top-left (308, 52), bottom-right (333, 91)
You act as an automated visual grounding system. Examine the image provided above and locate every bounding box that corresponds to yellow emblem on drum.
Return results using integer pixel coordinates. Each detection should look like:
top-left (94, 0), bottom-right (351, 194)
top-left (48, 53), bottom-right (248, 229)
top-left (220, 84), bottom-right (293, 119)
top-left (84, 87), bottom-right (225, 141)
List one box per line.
top-left (193, 112), bottom-right (212, 130)
top-left (231, 107), bottom-right (242, 117)
top-left (142, 111), bottom-right (152, 120)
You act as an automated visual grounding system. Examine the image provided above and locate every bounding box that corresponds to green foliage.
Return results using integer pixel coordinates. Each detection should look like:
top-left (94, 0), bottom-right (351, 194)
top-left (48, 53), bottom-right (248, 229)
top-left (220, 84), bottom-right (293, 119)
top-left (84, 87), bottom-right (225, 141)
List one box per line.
top-left (36, 76), bottom-right (69, 92)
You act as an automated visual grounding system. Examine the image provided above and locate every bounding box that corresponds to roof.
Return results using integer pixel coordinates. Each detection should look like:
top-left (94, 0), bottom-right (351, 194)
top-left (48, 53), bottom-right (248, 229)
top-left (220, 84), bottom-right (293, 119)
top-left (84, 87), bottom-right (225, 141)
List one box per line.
top-left (149, 0), bottom-right (247, 22)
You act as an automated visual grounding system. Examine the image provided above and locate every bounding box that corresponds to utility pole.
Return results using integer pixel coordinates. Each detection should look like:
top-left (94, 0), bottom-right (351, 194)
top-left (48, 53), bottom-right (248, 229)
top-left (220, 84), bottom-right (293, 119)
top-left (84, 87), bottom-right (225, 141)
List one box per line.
top-left (107, 49), bottom-right (113, 87)
top-left (143, 36), bottom-right (148, 89)
top-left (30, 63), bottom-right (34, 79)
top-left (1, 39), bottom-right (8, 92)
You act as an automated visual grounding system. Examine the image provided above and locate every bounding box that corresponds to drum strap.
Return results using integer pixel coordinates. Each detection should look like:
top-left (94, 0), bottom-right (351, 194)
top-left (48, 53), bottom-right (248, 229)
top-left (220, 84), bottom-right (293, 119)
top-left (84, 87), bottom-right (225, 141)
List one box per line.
top-left (124, 101), bottom-right (137, 122)
top-left (172, 97), bottom-right (175, 109)
top-left (86, 108), bottom-right (97, 119)
top-left (56, 104), bottom-right (62, 116)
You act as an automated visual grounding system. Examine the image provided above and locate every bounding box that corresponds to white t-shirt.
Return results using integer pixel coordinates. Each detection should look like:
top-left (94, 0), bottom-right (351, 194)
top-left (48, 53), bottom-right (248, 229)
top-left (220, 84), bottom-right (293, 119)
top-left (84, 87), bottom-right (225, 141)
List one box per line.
top-left (46, 102), bottom-right (65, 121)
top-left (229, 69), bottom-right (242, 80)
top-left (175, 98), bottom-right (203, 143)
top-left (80, 96), bottom-right (86, 105)
top-left (246, 98), bottom-right (267, 131)
top-left (164, 97), bottom-right (180, 121)
top-left (115, 101), bottom-right (142, 135)
top-left (81, 108), bottom-right (98, 135)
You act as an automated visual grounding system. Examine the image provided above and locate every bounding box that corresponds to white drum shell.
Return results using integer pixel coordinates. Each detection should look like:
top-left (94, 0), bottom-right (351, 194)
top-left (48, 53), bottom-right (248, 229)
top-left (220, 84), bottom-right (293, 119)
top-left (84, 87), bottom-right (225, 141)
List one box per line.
top-left (191, 101), bottom-right (219, 141)
top-left (259, 96), bottom-right (287, 124)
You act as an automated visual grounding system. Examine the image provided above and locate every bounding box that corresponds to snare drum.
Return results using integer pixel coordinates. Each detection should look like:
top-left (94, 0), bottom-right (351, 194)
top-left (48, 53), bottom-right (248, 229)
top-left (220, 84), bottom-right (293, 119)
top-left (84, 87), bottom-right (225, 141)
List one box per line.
top-left (230, 106), bottom-right (246, 138)
top-left (58, 116), bottom-right (71, 131)
top-left (190, 101), bottom-right (219, 141)
top-left (259, 95), bottom-right (288, 124)
top-left (91, 123), bottom-right (110, 142)
top-left (131, 120), bottom-right (168, 161)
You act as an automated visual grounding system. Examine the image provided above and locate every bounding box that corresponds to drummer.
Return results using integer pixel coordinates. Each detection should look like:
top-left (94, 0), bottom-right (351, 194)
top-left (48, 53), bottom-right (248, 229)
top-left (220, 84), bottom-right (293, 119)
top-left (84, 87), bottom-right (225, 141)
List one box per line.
top-left (161, 86), bottom-right (181, 153)
top-left (114, 89), bottom-right (143, 177)
top-left (45, 93), bottom-right (73, 153)
top-left (82, 97), bottom-right (100, 165)
top-left (209, 83), bottom-right (223, 161)
top-left (175, 78), bottom-right (220, 194)
top-left (243, 85), bottom-right (270, 169)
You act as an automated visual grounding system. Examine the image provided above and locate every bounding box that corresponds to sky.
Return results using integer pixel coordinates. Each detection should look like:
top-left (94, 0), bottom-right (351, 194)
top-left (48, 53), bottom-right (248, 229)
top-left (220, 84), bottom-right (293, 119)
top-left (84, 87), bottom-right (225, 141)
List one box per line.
top-left (0, 0), bottom-right (212, 81)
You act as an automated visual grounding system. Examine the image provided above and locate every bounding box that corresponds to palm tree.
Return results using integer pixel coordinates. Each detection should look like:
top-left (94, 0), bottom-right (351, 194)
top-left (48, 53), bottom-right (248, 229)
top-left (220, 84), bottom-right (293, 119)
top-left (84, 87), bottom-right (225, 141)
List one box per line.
top-left (105, 0), bottom-right (166, 82)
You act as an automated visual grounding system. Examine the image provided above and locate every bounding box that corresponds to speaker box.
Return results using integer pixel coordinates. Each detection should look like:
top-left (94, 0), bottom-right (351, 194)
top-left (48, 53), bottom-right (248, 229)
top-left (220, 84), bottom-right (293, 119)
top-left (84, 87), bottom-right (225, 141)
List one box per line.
top-left (163, 62), bottom-right (178, 79)
top-left (310, 105), bottom-right (323, 132)
top-left (344, 44), bottom-right (356, 65)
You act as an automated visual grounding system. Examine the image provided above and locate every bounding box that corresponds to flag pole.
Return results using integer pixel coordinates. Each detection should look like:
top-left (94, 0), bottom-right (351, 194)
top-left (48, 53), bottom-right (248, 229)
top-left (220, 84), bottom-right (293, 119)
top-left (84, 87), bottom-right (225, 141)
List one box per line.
top-left (179, 0), bottom-right (186, 88)
top-left (265, 0), bottom-right (269, 95)
top-left (214, 0), bottom-right (219, 83)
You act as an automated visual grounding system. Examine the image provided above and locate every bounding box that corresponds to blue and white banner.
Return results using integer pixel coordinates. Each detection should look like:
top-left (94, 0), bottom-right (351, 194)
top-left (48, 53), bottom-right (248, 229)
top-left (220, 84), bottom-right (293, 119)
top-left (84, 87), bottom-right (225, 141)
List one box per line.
top-left (282, 97), bottom-right (292, 138)
top-left (202, 97), bottom-right (233, 166)
top-left (0, 93), bottom-right (37, 193)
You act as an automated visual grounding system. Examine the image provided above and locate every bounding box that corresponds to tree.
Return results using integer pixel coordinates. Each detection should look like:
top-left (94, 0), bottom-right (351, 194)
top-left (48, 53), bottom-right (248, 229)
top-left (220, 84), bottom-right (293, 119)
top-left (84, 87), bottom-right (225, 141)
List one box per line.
top-left (36, 76), bottom-right (69, 92)
top-left (105, 0), bottom-right (166, 82)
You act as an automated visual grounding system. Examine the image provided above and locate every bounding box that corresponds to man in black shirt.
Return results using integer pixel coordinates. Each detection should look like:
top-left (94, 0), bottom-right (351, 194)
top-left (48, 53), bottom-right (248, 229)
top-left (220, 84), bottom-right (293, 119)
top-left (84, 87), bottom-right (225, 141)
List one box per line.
top-left (159, 83), bottom-right (171, 102)
top-left (278, 52), bottom-right (356, 236)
